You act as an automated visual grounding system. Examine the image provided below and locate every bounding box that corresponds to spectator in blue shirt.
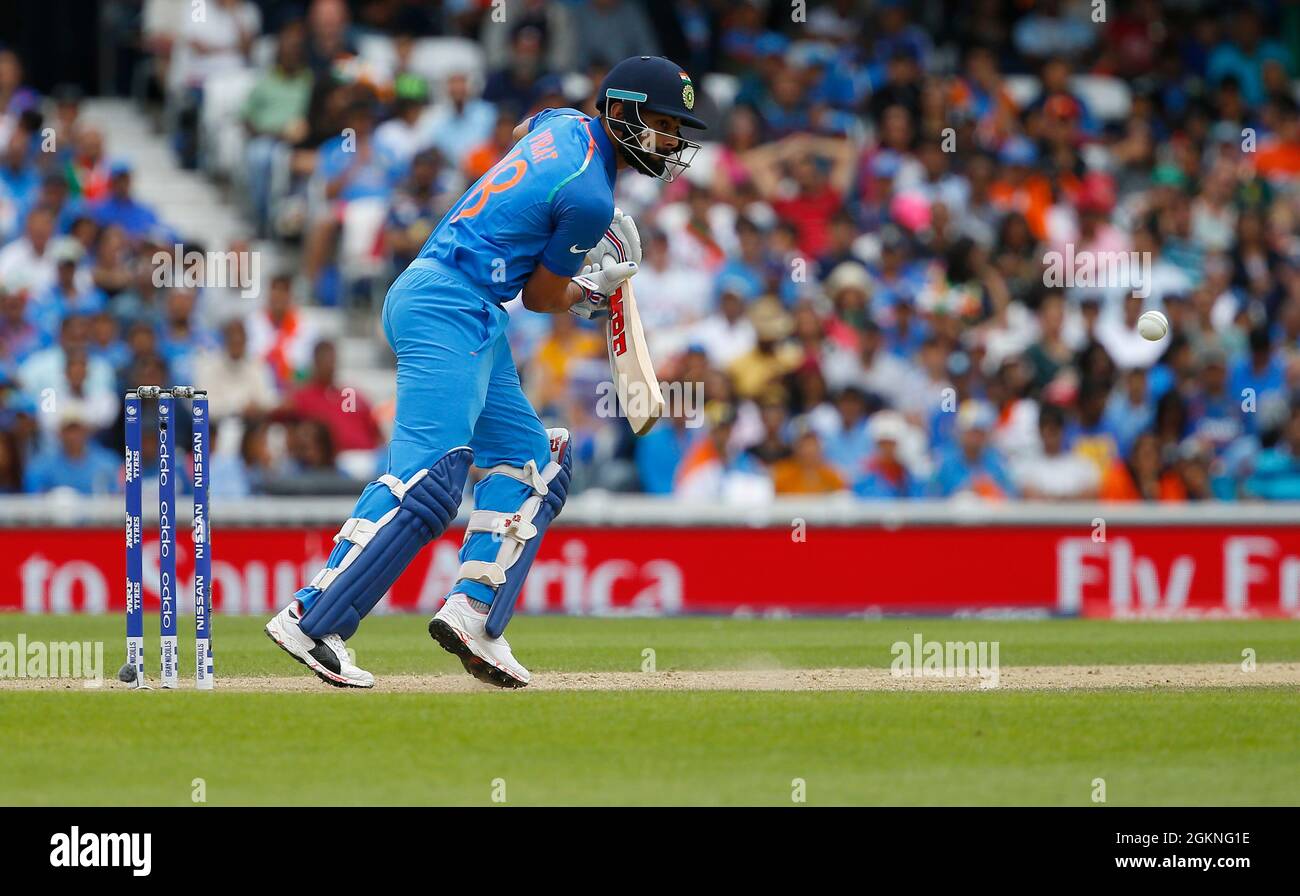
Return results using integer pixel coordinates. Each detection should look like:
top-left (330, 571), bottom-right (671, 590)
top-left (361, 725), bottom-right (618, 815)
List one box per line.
top-left (1243, 406), bottom-right (1300, 500)
top-left (822, 386), bottom-right (874, 481)
top-left (1206, 9), bottom-right (1292, 106)
top-left (1104, 367), bottom-right (1156, 456)
top-left (23, 405), bottom-right (121, 494)
top-left (1230, 327), bottom-right (1287, 433)
top-left (853, 411), bottom-right (920, 498)
top-left (89, 160), bottom-right (160, 239)
top-left (928, 400), bottom-right (1017, 499)
top-left (305, 100), bottom-right (402, 293)
top-left (30, 237), bottom-right (106, 341)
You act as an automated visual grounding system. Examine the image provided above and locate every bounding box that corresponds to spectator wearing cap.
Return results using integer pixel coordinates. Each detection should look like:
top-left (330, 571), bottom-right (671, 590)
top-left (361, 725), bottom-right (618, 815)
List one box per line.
top-left (728, 299), bottom-right (801, 400)
top-left (88, 161), bottom-right (160, 239)
top-left (30, 237), bottom-right (105, 340)
top-left (770, 422), bottom-right (847, 495)
top-left (674, 401), bottom-right (772, 502)
top-left (0, 204), bottom-right (56, 295)
top-left (1012, 403), bottom-right (1100, 499)
top-left (22, 401), bottom-right (121, 495)
top-left (823, 261), bottom-right (872, 348)
top-left (242, 23), bottom-right (314, 234)
top-left (853, 410), bottom-right (920, 499)
top-left (928, 400), bottom-right (1016, 499)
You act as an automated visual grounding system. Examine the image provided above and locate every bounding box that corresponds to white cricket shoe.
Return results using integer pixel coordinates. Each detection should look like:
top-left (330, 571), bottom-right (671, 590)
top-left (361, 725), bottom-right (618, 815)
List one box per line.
top-left (428, 594), bottom-right (531, 688)
top-left (265, 601), bottom-right (374, 689)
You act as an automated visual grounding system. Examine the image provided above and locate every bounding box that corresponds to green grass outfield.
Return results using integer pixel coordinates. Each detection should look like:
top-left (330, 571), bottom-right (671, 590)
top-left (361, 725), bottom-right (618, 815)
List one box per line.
top-left (1, 614), bottom-right (1297, 806)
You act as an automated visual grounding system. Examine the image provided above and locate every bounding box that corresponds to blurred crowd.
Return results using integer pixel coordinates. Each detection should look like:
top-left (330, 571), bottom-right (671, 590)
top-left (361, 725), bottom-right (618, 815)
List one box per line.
top-left (3, 0), bottom-right (1300, 503)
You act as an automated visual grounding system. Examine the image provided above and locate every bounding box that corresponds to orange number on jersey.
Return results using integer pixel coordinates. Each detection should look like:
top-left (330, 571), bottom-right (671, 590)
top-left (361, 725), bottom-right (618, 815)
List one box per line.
top-left (452, 148), bottom-right (527, 222)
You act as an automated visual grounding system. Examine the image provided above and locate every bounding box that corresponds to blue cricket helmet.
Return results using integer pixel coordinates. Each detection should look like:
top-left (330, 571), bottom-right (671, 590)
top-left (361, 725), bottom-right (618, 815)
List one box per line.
top-left (598, 56), bottom-right (707, 131)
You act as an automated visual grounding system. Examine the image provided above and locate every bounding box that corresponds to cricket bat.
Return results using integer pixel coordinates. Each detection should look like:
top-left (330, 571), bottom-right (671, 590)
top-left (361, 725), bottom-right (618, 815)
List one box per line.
top-left (605, 277), bottom-right (664, 435)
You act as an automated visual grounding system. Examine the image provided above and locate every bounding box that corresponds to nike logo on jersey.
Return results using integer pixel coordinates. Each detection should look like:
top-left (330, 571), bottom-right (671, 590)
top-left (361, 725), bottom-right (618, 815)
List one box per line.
top-left (570, 244), bottom-right (591, 254)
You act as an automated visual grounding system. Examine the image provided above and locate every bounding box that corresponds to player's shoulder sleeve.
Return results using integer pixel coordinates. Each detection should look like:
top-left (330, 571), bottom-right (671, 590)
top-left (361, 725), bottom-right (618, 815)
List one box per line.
top-left (539, 178), bottom-right (613, 278)
top-left (525, 106), bottom-right (588, 133)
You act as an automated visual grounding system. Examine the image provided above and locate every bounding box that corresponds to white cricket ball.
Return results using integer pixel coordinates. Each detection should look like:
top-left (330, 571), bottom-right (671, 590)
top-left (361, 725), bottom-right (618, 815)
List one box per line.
top-left (1136, 309), bottom-right (1169, 341)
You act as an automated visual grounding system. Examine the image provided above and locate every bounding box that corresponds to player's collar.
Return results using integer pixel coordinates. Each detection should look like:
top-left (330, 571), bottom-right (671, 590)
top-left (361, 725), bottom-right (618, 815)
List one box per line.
top-left (590, 117), bottom-right (618, 184)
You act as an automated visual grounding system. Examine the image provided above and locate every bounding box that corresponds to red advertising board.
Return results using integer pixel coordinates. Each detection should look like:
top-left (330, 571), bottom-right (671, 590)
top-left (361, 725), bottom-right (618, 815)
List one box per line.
top-left (1, 525), bottom-right (1298, 618)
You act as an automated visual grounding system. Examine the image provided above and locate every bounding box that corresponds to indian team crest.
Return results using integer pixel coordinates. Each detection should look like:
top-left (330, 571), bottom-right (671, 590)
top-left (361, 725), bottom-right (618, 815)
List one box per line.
top-left (678, 70), bottom-right (695, 110)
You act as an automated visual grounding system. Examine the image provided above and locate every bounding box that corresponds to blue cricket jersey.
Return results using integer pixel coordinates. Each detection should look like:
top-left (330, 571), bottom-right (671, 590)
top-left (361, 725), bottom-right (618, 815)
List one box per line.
top-left (416, 108), bottom-right (618, 304)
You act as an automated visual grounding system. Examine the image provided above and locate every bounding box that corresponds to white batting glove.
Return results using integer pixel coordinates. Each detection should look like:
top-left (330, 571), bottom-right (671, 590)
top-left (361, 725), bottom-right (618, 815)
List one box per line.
top-left (585, 208), bottom-right (642, 268)
top-left (569, 260), bottom-right (638, 319)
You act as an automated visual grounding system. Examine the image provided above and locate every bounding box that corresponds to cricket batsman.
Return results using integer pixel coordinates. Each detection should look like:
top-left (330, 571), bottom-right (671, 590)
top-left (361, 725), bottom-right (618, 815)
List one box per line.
top-left (266, 56), bottom-right (704, 688)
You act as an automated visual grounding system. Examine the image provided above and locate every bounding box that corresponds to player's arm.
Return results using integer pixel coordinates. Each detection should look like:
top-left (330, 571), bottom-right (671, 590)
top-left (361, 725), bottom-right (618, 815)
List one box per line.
top-left (524, 189), bottom-right (635, 314)
top-left (521, 267), bottom-right (588, 313)
top-left (522, 261), bottom-right (637, 313)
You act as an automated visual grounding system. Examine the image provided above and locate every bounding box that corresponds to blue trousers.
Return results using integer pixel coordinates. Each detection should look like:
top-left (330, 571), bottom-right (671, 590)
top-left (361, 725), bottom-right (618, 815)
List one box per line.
top-left (297, 260), bottom-right (552, 628)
